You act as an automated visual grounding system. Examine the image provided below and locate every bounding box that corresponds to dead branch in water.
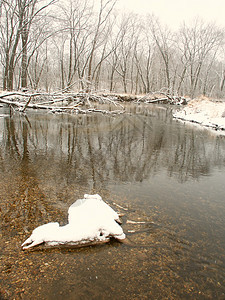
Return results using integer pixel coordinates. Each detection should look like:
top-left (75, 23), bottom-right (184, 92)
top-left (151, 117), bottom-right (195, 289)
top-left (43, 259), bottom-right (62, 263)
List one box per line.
top-left (0, 89), bottom-right (188, 115)
top-left (136, 91), bottom-right (188, 105)
top-left (0, 90), bottom-right (125, 114)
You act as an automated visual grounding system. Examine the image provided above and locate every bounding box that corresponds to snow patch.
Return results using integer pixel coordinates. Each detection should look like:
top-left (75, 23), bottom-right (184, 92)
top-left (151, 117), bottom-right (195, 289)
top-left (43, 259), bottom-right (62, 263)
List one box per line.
top-left (22, 194), bottom-right (125, 250)
top-left (173, 99), bottom-right (225, 132)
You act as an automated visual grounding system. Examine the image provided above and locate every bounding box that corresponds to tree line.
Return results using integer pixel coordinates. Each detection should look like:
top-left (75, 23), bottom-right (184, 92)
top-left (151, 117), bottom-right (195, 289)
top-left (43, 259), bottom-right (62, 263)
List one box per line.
top-left (1, 0), bottom-right (225, 98)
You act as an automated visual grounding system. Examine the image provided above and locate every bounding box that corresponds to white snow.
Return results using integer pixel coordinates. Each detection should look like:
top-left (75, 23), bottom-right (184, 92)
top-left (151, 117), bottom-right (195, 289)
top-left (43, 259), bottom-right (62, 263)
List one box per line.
top-left (173, 99), bottom-right (225, 131)
top-left (22, 194), bottom-right (125, 250)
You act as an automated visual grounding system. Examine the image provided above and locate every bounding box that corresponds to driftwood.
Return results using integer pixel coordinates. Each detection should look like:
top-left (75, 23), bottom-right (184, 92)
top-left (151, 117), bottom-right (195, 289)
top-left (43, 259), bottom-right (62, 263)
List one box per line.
top-left (0, 89), bottom-right (188, 115)
top-left (136, 91), bottom-right (188, 105)
top-left (0, 91), bottom-right (125, 115)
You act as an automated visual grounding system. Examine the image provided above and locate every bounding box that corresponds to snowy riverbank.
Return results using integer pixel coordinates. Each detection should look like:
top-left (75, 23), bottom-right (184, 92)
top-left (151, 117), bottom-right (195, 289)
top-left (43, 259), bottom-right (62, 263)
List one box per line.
top-left (173, 99), bottom-right (225, 132)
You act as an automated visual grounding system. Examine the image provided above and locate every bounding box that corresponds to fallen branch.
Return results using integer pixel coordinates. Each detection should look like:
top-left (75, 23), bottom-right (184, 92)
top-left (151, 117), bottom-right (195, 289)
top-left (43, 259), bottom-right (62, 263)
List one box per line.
top-left (21, 95), bottom-right (33, 113)
top-left (136, 91), bottom-right (188, 105)
top-left (113, 202), bottom-right (129, 211)
top-left (0, 90), bottom-right (125, 115)
top-left (0, 92), bottom-right (42, 98)
top-left (127, 220), bottom-right (146, 224)
top-left (144, 98), bottom-right (168, 103)
top-left (74, 107), bottom-right (125, 115)
top-left (0, 89), bottom-right (188, 115)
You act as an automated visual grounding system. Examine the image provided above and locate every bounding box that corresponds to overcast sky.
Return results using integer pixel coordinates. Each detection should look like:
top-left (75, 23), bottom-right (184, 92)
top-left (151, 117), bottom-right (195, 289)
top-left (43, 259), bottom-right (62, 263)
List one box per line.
top-left (117, 0), bottom-right (225, 29)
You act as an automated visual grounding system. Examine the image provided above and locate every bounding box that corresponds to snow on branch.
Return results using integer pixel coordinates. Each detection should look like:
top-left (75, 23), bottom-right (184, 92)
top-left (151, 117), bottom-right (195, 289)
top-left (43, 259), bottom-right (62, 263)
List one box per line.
top-left (0, 90), bottom-right (126, 115)
top-left (0, 89), bottom-right (189, 115)
top-left (136, 91), bottom-right (188, 105)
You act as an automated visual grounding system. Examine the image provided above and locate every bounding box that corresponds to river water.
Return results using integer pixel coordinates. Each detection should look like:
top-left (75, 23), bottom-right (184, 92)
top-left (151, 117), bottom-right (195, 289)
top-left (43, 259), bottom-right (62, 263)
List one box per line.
top-left (0, 104), bottom-right (225, 299)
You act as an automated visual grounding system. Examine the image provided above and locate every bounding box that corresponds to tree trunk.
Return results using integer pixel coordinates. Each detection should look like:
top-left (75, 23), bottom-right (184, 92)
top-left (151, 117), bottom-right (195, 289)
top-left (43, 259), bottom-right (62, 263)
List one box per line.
top-left (21, 26), bottom-right (28, 88)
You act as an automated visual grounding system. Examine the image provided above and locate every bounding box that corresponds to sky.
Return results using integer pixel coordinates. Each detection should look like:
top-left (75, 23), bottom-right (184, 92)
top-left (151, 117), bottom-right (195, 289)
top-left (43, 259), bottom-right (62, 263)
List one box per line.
top-left (117, 0), bottom-right (225, 29)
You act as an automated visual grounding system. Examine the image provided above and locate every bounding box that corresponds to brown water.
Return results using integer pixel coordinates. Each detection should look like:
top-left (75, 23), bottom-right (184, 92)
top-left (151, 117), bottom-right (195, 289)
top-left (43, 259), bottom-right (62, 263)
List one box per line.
top-left (0, 104), bottom-right (225, 299)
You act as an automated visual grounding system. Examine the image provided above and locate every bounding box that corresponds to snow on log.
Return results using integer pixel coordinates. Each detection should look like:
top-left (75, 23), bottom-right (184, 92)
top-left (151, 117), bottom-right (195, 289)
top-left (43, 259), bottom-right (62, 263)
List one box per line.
top-left (21, 194), bottom-right (126, 250)
top-left (0, 91), bottom-right (125, 114)
top-left (135, 91), bottom-right (188, 105)
top-left (0, 90), bottom-right (189, 115)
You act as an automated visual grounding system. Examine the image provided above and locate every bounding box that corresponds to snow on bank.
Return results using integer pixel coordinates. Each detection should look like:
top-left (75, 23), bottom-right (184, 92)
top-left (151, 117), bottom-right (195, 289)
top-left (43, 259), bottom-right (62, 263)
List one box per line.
top-left (22, 194), bottom-right (125, 250)
top-left (173, 99), bottom-right (225, 132)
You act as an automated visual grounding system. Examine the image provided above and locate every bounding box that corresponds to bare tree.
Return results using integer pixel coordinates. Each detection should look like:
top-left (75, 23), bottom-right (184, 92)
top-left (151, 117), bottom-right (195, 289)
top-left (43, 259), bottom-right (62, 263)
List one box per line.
top-left (148, 15), bottom-right (174, 91)
top-left (110, 13), bottom-right (138, 93)
top-left (134, 29), bottom-right (154, 93)
top-left (1, 0), bottom-right (224, 98)
top-left (177, 19), bottom-right (223, 97)
top-left (0, 0), bottom-right (57, 90)
top-left (86, 0), bottom-right (116, 91)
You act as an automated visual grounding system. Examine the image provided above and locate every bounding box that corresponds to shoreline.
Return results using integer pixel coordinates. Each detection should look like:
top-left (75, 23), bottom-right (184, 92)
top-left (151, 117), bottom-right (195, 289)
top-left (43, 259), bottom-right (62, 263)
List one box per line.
top-left (173, 99), bottom-right (225, 133)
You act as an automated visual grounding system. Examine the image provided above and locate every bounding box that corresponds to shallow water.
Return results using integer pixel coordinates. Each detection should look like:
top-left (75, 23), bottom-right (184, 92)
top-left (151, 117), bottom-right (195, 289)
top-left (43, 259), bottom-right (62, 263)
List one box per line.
top-left (0, 104), bottom-right (225, 299)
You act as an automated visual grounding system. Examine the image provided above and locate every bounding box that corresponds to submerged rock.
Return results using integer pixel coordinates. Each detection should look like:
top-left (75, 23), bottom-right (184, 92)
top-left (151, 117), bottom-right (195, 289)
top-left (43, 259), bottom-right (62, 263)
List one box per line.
top-left (22, 194), bottom-right (125, 250)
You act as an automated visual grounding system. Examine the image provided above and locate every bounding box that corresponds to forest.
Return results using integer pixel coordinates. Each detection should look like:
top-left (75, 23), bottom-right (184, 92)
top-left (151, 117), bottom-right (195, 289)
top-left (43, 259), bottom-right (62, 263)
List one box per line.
top-left (1, 0), bottom-right (225, 98)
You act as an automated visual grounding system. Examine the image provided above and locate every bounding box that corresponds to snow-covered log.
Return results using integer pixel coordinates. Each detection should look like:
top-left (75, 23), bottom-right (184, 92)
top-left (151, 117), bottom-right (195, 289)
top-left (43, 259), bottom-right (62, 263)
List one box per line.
top-left (0, 91), bottom-right (125, 114)
top-left (21, 194), bottom-right (126, 250)
top-left (136, 91), bottom-right (188, 105)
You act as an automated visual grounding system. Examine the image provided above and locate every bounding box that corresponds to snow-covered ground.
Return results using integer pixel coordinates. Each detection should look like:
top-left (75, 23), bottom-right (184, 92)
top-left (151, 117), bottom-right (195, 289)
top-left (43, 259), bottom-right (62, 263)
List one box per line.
top-left (173, 99), bottom-right (225, 132)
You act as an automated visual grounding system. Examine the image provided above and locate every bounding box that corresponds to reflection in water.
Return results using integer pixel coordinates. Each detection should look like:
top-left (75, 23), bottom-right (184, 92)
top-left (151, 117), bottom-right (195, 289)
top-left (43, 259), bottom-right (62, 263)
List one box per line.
top-left (0, 105), bottom-right (225, 299)
top-left (2, 106), bottom-right (224, 185)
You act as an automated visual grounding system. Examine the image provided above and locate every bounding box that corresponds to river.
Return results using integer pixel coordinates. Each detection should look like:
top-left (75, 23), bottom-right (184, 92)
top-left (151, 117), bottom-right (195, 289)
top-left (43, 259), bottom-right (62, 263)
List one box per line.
top-left (0, 104), bottom-right (225, 299)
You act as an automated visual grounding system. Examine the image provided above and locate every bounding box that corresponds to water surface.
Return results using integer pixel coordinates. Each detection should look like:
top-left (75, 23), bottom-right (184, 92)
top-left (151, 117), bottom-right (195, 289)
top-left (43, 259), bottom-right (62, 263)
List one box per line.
top-left (0, 104), bottom-right (225, 299)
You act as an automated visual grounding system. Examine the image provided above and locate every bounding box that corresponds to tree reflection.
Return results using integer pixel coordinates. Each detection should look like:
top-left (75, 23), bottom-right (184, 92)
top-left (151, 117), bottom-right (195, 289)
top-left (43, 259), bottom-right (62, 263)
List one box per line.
top-left (1, 106), bottom-right (225, 235)
top-left (0, 117), bottom-right (68, 236)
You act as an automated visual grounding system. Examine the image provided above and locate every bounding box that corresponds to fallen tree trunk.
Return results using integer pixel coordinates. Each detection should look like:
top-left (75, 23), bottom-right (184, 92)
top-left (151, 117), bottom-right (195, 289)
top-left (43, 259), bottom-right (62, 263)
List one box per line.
top-left (0, 90), bottom-right (188, 115)
top-left (136, 91), bottom-right (188, 105)
top-left (0, 91), bottom-right (125, 114)
top-left (0, 96), bottom-right (73, 110)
